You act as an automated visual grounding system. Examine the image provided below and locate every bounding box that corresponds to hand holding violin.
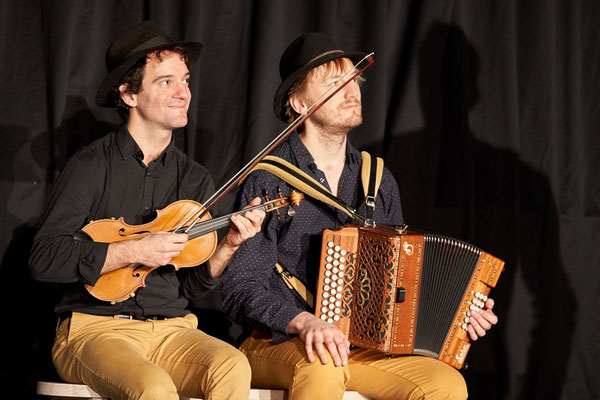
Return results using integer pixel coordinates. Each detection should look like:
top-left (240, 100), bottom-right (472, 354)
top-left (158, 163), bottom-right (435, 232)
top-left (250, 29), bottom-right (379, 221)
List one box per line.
top-left (208, 196), bottom-right (265, 277)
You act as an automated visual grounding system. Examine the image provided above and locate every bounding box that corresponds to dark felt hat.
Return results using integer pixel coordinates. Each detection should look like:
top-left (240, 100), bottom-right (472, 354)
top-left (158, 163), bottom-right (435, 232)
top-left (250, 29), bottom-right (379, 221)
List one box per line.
top-left (95, 21), bottom-right (203, 107)
top-left (273, 32), bottom-right (366, 121)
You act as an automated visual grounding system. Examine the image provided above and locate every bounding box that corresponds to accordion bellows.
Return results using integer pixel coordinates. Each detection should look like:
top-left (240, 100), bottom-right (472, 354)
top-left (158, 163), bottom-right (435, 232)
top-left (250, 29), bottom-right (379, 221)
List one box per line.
top-left (315, 224), bottom-right (504, 369)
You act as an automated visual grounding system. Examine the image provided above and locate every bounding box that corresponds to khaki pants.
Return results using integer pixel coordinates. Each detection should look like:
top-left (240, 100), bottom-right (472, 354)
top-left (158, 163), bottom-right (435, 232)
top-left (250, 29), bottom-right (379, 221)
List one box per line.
top-left (240, 333), bottom-right (468, 400)
top-left (52, 312), bottom-right (250, 400)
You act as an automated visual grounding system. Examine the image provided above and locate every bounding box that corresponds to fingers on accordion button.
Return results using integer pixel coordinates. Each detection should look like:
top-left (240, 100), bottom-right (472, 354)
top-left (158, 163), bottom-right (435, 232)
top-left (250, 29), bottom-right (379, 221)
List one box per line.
top-left (464, 317), bottom-right (470, 323)
top-left (462, 323), bottom-right (468, 330)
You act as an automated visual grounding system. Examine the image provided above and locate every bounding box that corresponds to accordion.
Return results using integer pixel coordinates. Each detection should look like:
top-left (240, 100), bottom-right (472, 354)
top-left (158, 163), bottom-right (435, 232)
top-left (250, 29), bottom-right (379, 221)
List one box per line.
top-left (314, 224), bottom-right (504, 369)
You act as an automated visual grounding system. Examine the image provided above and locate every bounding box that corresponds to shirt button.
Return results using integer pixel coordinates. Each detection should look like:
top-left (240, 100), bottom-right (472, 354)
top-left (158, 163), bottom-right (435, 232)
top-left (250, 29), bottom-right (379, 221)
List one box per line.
top-left (144, 206), bottom-right (150, 210)
top-left (147, 171), bottom-right (152, 176)
top-left (319, 178), bottom-right (325, 183)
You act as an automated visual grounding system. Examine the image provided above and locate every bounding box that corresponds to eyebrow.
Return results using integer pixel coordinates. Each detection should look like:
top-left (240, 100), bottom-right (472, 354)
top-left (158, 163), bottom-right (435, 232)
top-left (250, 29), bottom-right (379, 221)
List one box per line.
top-left (152, 73), bottom-right (190, 83)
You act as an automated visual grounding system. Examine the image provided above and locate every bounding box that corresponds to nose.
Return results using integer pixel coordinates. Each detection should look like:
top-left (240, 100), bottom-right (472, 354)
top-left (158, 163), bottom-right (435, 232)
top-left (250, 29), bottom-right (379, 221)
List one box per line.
top-left (343, 79), bottom-right (360, 99)
top-left (174, 82), bottom-right (190, 99)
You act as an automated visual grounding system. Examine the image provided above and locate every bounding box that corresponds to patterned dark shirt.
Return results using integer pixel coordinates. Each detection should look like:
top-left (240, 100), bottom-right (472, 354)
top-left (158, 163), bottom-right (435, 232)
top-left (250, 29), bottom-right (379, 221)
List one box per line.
top-left (223, 132), bottom-right (404, 342)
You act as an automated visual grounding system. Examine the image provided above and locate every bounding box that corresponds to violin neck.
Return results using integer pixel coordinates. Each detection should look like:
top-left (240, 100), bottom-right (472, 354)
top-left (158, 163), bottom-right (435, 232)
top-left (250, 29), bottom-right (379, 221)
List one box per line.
top-left (182, 204), bottom-right (266, 239)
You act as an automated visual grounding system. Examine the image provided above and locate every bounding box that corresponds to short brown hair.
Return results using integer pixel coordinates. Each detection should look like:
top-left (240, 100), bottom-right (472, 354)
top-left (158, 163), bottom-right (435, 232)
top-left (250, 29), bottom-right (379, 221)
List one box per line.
top-left (111, 46), bottom-right (191, 120)
top-left (283, 57), bottom-right (364, 122)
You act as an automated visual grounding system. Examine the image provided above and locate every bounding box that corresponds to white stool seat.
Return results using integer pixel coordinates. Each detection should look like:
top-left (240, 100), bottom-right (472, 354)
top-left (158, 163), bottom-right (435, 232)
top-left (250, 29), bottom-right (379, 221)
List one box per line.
top-left (37, 381), bottom-right (371, 399)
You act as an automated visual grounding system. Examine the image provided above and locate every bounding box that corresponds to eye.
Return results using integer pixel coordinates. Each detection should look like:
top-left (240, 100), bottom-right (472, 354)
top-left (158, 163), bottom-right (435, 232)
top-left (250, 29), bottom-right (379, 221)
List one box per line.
top-left (160, 79), bottom-right (171, 87)
top-left (183, 77), bottom-right (190, 85)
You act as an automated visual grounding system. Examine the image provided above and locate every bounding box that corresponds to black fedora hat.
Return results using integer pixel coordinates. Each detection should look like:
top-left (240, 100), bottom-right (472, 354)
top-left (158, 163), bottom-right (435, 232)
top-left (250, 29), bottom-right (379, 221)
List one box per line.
top-left (95, 21), bottom-right (203, 107)
top-left (273, 32), bottom-right (366, 121)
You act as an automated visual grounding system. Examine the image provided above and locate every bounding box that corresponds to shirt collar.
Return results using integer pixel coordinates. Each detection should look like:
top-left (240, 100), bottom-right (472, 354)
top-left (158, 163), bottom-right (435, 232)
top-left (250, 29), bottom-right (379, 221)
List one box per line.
top-left (115, 123), bottom-right (174, 165)
top-left (288, 131), bottom-right (361, 172)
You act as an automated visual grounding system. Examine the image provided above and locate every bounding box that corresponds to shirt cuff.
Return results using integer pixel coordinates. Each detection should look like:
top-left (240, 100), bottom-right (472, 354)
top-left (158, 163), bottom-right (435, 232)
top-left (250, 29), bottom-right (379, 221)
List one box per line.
top-left (270, 304), bottom-right (304, 343)
top-left (77, 242), bottom-right (109, 286)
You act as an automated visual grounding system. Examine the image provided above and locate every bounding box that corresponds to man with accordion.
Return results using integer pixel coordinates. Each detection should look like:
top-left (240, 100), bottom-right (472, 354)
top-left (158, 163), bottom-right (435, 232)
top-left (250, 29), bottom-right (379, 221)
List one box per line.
top-left (223, 32), bottom-right (498, 400)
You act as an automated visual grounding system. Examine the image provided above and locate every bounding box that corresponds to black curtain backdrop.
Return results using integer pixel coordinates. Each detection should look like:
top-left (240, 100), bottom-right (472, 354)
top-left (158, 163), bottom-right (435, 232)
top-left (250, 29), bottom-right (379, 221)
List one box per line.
top-left (1, 1), bottom-right (598, 399)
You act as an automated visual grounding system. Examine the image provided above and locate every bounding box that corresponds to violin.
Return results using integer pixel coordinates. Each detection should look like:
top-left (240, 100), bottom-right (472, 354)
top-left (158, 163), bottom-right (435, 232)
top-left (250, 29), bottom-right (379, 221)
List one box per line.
top-left (77, 190), bottom-right (304, 303)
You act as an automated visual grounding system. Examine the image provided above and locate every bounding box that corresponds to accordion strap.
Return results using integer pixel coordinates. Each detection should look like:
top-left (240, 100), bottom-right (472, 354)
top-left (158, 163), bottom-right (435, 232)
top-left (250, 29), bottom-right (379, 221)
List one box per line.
top-left (360, 151), bottom-right (384, 223)
top-left (249, 156), bottom-right (368, 223)
top-left (275, 263), bottom-right (315, 308)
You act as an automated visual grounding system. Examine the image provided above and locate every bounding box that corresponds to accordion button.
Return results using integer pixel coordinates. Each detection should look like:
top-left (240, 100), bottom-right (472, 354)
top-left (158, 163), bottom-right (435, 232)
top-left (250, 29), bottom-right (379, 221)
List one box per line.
top-left (322, 299), bottom-right (329, 305)
top-left (326, 256), bottom-right (333, 262)
top-left (333, 260), bottom-right (339, 266)
top-left (327, 318), bottom-right (334, 323)
top-left (334, 253), bottom-right (340, 259)
top-left (327, 249), bottom-right (334, 255)
top-left (462, 323), bottom-right (468, 330)
top-left (464, 317), bottom-right (470, 323)
top-left (336, 293), bottom-right (342, 299)
top-left (328, 311), bottom-right (334, 317)
top-left (324, 285), bottom-right (330, 291)
top-left (326, 263), bottom-right (332, 269)
top-left (338, 272), bottom-right (344, 278)
top-left (482, 295), bottom-right (488, 301)
top-left (324, 278), bottom-right (331, 284)
top-left (335, 300), bottom-right (342, 307)
top-left (331, 282), bottom-right (337, 288)
top-left (332, 267), bottom-right (339, 274)
top-left (323, 292), bottom-right (329, 298)
top-left (334, 315), bottom-right (340, 321)
top-left (328, 241), bottom-right (334, 247)
top-left (339, 264), bottom-right (345, 270)
top-left (330, 289), bottom-right (337, 295)
top-left (329, 303), bottom-right (335, 310)
top-left (340, 250), bottom-right (347, 255)
top-left (334, 245), bottom-right (341, 252)
top-left (321, 314), bottom-right (327, 320)
top-left (321, 307), bottom-right (328, 313)
top-left (337, 279), bottom-right (343, 285)
top-left (334, 308), bottom-right (341, 314)
top-left (325, 271), bottom-right (331, 277)
top-left (339, 256), bottom-right (346, 262)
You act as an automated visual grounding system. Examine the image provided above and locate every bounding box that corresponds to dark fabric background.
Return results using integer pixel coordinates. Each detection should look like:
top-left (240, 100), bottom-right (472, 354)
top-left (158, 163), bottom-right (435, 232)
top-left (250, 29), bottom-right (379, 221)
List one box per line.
top-left (1, 1), bottom-right (598, 399)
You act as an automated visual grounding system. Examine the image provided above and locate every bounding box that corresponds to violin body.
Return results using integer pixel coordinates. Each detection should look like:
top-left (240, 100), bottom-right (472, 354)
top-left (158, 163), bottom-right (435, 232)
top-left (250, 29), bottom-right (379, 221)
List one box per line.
top-left (81, 200), bottom-right (217, 303)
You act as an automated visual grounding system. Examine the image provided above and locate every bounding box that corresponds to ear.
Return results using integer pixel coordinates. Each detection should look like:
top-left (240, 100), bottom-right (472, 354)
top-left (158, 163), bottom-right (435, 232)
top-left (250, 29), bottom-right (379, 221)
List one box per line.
top-left (288, 93), bottom-right (308, 115)
top-left (119, 84), bottom-right (137, 108)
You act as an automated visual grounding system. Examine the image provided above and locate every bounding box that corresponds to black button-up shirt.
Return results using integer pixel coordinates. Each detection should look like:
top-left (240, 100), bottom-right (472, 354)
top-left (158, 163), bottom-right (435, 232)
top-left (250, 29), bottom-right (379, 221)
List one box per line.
top-left (30, 124), bottom-right (221, 318)
top-left (223, 132), bottom-right (404, 342)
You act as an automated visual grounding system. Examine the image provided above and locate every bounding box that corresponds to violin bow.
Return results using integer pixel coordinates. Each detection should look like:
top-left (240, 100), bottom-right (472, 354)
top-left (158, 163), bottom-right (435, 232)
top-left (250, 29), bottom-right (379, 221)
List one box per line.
top-left (182, 52), bottom-right (375, 232)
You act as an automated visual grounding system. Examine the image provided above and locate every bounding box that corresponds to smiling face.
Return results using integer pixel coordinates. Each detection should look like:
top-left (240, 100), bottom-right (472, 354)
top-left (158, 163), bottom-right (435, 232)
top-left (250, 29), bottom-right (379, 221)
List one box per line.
top-left (124, 51), bottom-right (191, 132)
top-left (289, 58), bottom-right (363, 133)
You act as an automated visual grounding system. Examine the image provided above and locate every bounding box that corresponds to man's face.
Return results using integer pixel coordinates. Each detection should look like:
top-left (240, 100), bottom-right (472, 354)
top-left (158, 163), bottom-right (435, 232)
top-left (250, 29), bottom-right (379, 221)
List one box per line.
top-left (297, 58), bottom-right (362, 132)
top-left (130, 51), bottom-right (191, 130)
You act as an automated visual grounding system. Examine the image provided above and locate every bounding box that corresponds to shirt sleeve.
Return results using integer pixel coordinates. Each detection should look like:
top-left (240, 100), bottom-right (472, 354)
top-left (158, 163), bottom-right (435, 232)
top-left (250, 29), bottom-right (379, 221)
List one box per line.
top-left (222, 172), bottom-right (306, 341)
top-left (379, 167), bottom-right (404, 225)
top-left (29, 156), bottom-right (108, 285)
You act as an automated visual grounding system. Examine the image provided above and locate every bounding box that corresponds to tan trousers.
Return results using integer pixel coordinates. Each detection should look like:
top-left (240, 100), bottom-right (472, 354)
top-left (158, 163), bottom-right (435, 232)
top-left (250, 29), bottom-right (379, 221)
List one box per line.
top-left (240, 333), bottom-right (468, 400)
top-left (52, 312), bottom-right (251, 400)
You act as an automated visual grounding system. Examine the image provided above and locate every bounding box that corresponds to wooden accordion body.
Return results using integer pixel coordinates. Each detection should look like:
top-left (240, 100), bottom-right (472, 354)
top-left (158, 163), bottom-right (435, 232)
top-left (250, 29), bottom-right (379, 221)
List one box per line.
top-left (314, 224), bottom-right (504, 369)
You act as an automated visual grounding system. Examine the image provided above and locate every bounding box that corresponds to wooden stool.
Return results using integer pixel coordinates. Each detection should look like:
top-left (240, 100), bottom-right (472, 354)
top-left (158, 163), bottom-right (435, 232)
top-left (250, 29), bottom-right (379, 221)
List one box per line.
top-left (37, 381), bottom-right (371, 399)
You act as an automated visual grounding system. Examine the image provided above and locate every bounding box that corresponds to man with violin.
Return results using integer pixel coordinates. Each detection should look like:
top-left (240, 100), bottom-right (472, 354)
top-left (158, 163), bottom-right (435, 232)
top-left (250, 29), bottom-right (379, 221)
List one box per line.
top-left (29, 21), bottom-right (265, 400)
top-left (223, 32), bottom-right (499, 399)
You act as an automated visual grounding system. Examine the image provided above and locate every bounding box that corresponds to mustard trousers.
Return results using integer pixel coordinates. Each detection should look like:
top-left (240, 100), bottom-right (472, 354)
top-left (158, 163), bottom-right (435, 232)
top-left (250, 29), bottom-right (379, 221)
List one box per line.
top-left (240, 334), bottom-right (468, 400)
top-left (52, 312), bottom-right (251, 400)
